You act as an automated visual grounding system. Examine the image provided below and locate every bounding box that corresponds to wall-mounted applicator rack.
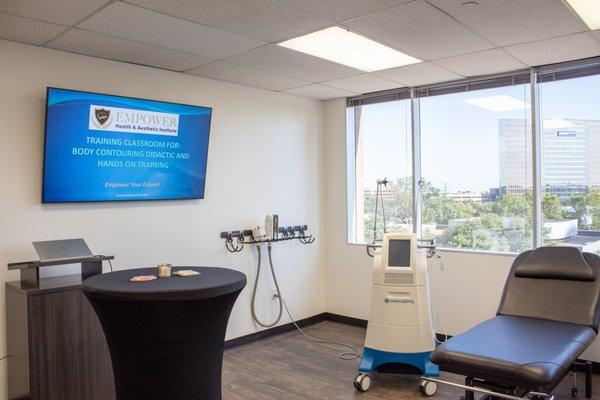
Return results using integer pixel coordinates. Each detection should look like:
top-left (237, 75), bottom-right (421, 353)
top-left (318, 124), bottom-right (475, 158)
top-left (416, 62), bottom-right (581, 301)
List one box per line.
top-left (220, 225), bottom-right (315, 253)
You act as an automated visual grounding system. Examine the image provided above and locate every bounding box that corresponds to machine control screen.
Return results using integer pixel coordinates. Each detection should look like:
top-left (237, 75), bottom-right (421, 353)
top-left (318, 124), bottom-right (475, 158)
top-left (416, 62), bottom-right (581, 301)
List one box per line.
top-left (388, 239), bottom-right (411, 267)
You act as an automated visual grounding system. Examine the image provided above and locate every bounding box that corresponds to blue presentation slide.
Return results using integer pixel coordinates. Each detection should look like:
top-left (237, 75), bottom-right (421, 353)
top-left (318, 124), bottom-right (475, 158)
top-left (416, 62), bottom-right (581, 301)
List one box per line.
top-left (43, 88), bottom-right (211, 203)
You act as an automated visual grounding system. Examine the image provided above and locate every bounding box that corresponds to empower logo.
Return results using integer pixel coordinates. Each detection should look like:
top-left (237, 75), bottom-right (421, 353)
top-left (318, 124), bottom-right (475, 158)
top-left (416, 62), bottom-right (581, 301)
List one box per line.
top-left (92, 108), bottom-right (112, 128)
top-left (89, 105), bottom-right (179, 136)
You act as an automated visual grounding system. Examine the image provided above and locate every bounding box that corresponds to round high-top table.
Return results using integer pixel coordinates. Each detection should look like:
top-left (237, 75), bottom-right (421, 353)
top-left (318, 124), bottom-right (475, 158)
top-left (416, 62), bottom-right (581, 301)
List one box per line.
top-left (82, 267), bottom-right (246, 400)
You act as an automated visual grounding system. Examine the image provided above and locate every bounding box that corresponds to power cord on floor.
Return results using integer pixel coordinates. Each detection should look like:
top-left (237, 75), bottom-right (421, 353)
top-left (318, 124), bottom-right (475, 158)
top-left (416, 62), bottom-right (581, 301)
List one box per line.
top-left (253, 243), bottom-right (361, 361)
top-left (280, 295), bottom-right (361, 360)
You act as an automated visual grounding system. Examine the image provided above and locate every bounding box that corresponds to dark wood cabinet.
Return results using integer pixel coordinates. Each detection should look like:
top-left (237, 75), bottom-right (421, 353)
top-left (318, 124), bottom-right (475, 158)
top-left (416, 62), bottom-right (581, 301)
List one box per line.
top-left (6, 275), bottom-right (115, 400)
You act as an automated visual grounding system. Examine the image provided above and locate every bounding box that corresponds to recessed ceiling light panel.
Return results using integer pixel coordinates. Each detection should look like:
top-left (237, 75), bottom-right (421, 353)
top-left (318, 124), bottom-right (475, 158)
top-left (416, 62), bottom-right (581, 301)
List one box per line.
top-left (278, 26), bottom-right (421, 72)
top-left (564, 0), bottom-right (600, 30)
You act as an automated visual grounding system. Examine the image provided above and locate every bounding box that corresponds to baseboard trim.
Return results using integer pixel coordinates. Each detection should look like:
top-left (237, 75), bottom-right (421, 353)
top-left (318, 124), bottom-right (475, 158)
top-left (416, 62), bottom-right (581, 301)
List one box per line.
top-left (574, 359), bottom-right (600, 374)
top-left (224, 312), bottom-right (366, 350)
top-left (324, 312), bottom-right (368, 327)
top-left (224, 313), bottom-right (327, 350)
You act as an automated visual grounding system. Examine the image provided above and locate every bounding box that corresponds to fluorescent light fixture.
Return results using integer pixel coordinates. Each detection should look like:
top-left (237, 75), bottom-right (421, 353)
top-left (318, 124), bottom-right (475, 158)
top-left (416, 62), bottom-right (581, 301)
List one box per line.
top-left (463, 95), bottom-right (530, 112)
top-left (564, 0), bottom-right (600, 30)
top-left (278, 26), bottom-right (421, 72)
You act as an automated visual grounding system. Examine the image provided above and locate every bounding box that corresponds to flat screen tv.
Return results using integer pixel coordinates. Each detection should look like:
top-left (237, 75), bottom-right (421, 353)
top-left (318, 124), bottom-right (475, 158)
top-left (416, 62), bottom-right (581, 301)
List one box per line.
top-left (42, 88), bottom-right (211, 203)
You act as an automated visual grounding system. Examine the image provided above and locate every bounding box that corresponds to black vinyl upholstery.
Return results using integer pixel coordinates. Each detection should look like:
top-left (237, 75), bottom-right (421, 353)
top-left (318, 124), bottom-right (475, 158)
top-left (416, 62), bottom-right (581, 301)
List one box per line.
top-left (498, 248), bottom-right (600, 332)
top-left (430, 315), bottom-right (595, 388)
top-left (430, 247), bottom-right (600, 391)
top-left (513, 247), bottom-right (595, 282)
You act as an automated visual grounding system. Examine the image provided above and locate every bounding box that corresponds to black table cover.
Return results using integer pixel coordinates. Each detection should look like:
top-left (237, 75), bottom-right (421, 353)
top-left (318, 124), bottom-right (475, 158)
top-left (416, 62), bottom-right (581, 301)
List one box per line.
top-left (83, 267), bottom-right (246, 400)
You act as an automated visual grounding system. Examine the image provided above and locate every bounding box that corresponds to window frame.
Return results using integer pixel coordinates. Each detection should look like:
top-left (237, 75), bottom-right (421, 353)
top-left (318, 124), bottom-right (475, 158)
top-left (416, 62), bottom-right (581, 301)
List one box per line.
top-left (345, 57), bottom-right (600, 254)
top-left (346, 97), bottom-right (414, 244)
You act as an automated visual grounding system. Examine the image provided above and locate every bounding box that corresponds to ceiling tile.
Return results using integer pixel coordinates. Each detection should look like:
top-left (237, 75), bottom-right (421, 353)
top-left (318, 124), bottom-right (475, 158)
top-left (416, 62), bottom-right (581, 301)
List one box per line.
top-left (225, 44), bottom-right (362, 82)
top-left (504, 32), bottom-right (600, 66)
top-left (186, 60), bottom-right (311, 91)
top-left (0, 12), bottom-right (66, 45)
top-left (433, 48), bottom-right (526, 77)
top-left (277, 0), bottom-right (413, 22)
top-left (47, 29), bottom-right (211, 71)
top-left (0, 0), bottom-right (109, 25)
top-left (322, 74), bottom-right (401, 94)
top-left (428, 0), bottom-right (588, 47)
top-left (79, 2), bottom-right (265, 59)
top-left (125, 0), bottom-right (330, 42)
top-left (375, 62), bottom-right (463, 87)
top-left (281, 83), bottom-right (356, 100)
top-left (344, 0), bottom-right (494, 60)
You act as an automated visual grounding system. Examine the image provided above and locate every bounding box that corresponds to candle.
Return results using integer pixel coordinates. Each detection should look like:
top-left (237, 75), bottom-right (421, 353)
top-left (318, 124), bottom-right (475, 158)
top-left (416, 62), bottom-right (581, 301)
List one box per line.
top-left (158, 263), bottom-right (172, 278)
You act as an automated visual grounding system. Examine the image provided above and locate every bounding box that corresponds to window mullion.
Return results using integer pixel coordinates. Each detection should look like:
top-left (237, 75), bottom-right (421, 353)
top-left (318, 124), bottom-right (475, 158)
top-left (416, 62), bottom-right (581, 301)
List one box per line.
top-left (346, 106), bottom-right (358, 244)
top-left (531, 68), bottom-right (543, 248)
top-left (411, 89), bottom-right (422, 237)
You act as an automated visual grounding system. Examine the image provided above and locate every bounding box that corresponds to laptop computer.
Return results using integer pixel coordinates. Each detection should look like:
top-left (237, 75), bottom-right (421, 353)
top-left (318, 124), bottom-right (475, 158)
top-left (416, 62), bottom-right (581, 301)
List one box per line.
top-left (33, 239), bottom-right (93, 262)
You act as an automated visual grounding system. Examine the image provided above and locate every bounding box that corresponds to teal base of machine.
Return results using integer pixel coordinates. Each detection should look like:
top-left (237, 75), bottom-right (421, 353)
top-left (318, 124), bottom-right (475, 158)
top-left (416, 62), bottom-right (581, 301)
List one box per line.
top-left (359, 347), bottom-right (439, 377)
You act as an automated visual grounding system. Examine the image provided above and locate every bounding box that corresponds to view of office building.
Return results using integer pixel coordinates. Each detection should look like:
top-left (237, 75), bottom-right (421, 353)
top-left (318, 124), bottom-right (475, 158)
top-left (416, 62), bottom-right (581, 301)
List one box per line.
top-left (499, 118), bottom-right (600, 198)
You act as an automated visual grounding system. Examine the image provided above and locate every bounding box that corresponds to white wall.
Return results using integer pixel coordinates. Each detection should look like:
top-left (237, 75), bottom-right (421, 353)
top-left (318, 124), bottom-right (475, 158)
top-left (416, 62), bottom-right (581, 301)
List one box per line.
top-left (323, 97), bottom-right (600, 361)
top-left (0, 40), bottom-right (326, 399)
top-left (3, 39), bottom-right (600, 399)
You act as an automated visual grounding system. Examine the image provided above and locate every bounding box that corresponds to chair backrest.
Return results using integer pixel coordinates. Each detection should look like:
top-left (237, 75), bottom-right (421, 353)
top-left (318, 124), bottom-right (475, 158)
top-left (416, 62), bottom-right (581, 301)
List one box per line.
top-left (497, 246), bottom-right (600, 332)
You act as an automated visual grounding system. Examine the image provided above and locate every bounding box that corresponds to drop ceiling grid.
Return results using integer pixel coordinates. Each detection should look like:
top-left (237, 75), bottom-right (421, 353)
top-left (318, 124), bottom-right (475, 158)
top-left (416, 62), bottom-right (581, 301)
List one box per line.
top-left (342, 0), bottom-right (497, 61)
top-left (0, 0), bottom-right (598, 99)
top-left (47, 28), bottom-right (214, 72)
top-left (46, 27), bottom-right (218, 69)
top-left (0, 0), bottom-right (112, 26)
top-left (425, 0), bottom-right (589, 47)
top-left (185, 60), bottom-right (314, 91)
top-left (0, 12), bottom-right (68, 46)
top-left (0, 0), bottom-right (518, 95)
top-left (120, 0), bottom-right (333, 43)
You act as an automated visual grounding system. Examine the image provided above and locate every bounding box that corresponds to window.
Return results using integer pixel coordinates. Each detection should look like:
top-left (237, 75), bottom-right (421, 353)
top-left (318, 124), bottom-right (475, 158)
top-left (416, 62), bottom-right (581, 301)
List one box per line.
top-left (346, 59), bottom-right (600, 253)
top-left (420, 85), bottom-right (533, 252)
top-left (347, 100), bottom-right (412, 244)
top-left (539, 74), bottom-right (600, 250)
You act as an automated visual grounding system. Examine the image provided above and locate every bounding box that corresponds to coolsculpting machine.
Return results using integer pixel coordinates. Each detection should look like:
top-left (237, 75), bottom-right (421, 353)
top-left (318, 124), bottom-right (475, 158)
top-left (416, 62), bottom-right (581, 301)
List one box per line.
top-left (354, 232), bottom-right (439, 394)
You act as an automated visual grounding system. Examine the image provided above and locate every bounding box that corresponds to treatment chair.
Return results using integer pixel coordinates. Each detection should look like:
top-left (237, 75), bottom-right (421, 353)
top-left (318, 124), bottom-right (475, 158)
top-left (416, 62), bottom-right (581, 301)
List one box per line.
top-left (425, 246), bottom-right (600, 400)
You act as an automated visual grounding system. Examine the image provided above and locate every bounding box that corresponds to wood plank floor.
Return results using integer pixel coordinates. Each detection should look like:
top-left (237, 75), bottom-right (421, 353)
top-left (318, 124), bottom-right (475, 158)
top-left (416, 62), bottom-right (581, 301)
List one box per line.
top-left (223, 321), bottom-right (598, 400)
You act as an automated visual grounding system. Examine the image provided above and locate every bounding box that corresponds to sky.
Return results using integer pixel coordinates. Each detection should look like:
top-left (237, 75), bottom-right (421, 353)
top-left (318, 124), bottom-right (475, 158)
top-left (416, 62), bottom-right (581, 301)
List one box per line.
top-left (357, 74), bottom-right (600, 192)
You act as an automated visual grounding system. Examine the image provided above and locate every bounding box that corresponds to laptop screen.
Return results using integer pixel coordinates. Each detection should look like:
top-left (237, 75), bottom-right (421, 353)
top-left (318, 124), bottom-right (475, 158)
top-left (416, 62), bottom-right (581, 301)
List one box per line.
top-left (33, 239), bottom-right (93, 261)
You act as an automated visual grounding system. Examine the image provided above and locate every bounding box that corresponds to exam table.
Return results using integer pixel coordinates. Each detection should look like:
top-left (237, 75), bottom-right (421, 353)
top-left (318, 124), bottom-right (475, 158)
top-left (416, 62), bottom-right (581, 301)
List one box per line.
top-left (426, 246), bottom-right (600, 400)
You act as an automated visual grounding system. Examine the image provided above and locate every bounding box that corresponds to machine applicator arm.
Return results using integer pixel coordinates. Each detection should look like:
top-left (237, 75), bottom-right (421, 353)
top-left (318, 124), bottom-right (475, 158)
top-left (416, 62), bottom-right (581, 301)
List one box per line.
top-left (366, 238), bottom-right (437, 258)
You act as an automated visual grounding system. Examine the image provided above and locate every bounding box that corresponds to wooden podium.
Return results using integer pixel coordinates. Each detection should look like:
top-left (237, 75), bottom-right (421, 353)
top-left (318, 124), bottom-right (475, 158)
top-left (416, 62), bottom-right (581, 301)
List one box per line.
top-left (8, 255), bottom-right (114, 288)
top-left (6, 256), bottom-right (116, 400)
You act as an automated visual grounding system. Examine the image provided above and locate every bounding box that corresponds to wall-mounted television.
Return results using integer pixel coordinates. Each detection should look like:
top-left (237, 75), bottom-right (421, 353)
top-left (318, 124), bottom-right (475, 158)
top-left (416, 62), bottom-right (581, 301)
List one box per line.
top-left (42, 88), bottom-right (212, 203)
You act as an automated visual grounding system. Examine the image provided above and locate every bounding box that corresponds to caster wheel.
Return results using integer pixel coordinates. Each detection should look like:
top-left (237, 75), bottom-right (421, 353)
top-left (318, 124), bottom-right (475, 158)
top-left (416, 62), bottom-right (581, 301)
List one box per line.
top-left (354, 373), bottom-right (372, 392)
top-left (419, 379), bottom-right (438, 396)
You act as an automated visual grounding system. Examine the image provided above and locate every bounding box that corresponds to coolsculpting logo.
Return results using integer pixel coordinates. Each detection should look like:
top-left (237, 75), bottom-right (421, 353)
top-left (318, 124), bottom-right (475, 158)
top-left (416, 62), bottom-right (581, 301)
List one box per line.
top-left (89, 105), bottom-right (179, 137)
top-left (384, 297), bottom-right (414, 304)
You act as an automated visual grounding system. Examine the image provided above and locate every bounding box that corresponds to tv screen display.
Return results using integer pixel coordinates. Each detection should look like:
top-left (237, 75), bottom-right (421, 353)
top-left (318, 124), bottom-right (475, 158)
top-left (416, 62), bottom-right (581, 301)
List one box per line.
top-left (42, 87), bottom-right (212, 203)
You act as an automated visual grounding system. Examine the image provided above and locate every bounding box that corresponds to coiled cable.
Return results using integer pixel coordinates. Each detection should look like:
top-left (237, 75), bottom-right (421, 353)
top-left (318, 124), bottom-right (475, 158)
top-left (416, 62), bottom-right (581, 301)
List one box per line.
top-left (251, 244), bottom-right (283, 328)
top-left (251, 243), bottom-right (361, 360)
